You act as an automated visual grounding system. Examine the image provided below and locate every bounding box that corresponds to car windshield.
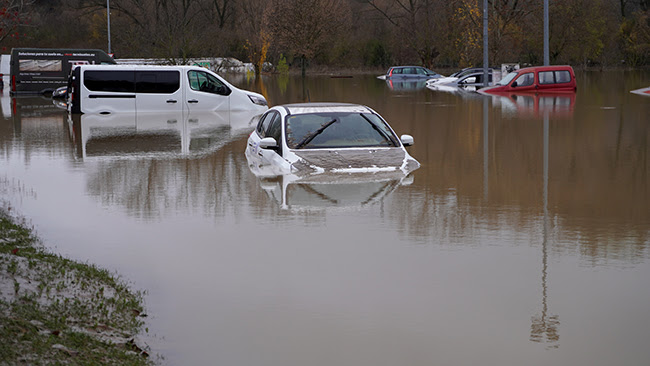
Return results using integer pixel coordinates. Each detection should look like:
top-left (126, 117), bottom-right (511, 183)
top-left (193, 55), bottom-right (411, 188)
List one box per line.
top-left (285, 112), bottom-right (399, 149)
top-left (424, 68), bottom-right (438, 76)
top-left (497, 71), bottom-right (518, 86)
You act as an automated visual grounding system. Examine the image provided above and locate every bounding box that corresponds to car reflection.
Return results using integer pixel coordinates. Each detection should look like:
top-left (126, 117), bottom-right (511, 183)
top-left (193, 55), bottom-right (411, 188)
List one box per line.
top-left (68, 110), bottom-right (262, 159)
top-left (249, 165), bottom-right (414, 210)
top-left (1, 94), bottom-right (65, 120)
top-left (385, 79), bottom-right (428, 91)
top-left (488, 92), bottom-right (576, 118)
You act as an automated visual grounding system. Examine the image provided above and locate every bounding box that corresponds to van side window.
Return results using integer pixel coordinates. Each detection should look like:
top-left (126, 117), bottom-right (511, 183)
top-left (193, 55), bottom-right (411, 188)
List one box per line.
top-left (539, 70), bottom-right (572, 84)
top-left (539, 71), bottom-right (554, 84)
top-left (188, 70), bottom-right (231, 96)
top-left (555, 70), bottom-right (571, 83)
top-left (136, 71), bottom-right (180, 93)
top-left (84, 70), bottom-right (135, 92)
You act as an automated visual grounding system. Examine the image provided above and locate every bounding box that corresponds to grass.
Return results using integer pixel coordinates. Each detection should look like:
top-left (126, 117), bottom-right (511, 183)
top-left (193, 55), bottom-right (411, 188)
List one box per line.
top-left (0, 213), bottom-right (154, 365)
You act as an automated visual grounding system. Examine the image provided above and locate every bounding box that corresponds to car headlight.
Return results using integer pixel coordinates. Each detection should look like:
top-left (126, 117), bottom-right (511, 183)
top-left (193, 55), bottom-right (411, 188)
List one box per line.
top-left (248, 94), bottom-right (267, 106)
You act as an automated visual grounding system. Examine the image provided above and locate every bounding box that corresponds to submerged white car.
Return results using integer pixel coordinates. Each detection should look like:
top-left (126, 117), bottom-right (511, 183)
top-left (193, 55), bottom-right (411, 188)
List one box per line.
top-left (245, 103), bottom-right (420, 177)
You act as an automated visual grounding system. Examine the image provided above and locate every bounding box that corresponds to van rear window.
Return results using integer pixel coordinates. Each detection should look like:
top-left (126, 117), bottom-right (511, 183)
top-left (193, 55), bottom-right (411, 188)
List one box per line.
top-left (84, 71), bottom-right (135, 92)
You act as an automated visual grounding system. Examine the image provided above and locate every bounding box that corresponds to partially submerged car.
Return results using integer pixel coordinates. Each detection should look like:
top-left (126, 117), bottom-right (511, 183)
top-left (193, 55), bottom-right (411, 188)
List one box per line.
top-left (479, 65), bottom-right (576, 94)
top-left (245, 103), bottom-right (420, 177)
top-left (379, 66), bottom-right (442, 81)
top-left (426, 71), bottom-right (493, 92)
top-left (426, 67), bottom-right (494, 87)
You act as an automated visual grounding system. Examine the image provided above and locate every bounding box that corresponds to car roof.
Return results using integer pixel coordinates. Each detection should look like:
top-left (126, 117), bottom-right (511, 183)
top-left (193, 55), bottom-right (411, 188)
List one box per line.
top-left (389, 66), bottom-right (428, 69)
top-left (279, 103), bottom-right (374, 115)
top-left (513, 65), bottom-right (574, 74)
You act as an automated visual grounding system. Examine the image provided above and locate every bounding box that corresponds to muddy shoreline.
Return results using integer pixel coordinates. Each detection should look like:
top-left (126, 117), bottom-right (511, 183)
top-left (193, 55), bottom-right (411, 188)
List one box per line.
top-left (0, 210), bottom-right (154, 365)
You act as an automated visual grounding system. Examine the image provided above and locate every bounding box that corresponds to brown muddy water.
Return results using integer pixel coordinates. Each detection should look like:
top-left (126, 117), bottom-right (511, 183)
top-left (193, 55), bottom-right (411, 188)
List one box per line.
top-left (1, 70), bottom-right (649, 365)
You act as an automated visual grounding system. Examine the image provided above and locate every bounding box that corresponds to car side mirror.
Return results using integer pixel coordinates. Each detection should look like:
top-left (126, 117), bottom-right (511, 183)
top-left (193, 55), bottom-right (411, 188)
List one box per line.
top-left (259, 137), bottom-right (278, 149)
top-left (400, 134), bottom-right (414, 146)
top-left (511, 81), bottom-right (518, 87)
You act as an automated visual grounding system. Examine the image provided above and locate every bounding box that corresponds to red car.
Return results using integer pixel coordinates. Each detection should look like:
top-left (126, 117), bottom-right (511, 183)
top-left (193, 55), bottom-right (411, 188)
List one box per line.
top-left (479, 65), bottom-right (577, 94)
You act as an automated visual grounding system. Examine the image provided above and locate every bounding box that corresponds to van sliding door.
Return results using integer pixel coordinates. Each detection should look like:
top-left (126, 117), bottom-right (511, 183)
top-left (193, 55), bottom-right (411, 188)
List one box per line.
top-left (134, 70), bottom-right (183, 115)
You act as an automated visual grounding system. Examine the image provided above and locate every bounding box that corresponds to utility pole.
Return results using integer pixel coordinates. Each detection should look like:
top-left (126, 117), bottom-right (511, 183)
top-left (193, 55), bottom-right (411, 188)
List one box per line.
top-left (483, 0), bottom-right (489, 86)
top-left (544, 0), bottom-right (549, 65)
top-left (107, 0), bottom-right (112, 55)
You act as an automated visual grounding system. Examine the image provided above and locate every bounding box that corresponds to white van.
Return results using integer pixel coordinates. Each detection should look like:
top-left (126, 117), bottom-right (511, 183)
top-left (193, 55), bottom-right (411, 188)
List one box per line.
top-left (67, 64), bottom-right (268, 115)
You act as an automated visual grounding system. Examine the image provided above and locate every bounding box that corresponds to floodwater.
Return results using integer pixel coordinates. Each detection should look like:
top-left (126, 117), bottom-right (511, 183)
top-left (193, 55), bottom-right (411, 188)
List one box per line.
top-left (1, 70), bottom-right (649, 366)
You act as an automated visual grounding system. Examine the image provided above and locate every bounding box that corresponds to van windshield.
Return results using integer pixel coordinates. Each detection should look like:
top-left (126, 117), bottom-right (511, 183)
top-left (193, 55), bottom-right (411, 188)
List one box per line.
top-left (497, 72), bottom-right (518, 86)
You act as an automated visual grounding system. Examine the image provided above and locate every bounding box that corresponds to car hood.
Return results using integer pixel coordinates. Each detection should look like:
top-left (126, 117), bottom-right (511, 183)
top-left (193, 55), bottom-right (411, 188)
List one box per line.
top-left (427, 76), bottom-right (458, 85)
top-left (291, 148), bottom-right (420, 174)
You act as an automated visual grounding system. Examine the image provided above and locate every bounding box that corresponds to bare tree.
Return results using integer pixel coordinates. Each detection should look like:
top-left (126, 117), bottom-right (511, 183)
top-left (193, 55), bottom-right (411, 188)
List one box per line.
top-left (80, 0), bottom-right (208, 61)
top-left (240, 0), bottom-right (270, 75)
top-left (363, 0), bottom-right (440, 68)
top-left (266, 0), bottom-right (351, 76)
top-left (0, 0), bottom-right (35, 44)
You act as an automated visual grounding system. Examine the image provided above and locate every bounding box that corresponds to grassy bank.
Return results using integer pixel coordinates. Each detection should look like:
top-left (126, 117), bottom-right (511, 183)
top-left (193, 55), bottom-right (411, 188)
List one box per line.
top-left (0, 213), bottom-right (153, 365)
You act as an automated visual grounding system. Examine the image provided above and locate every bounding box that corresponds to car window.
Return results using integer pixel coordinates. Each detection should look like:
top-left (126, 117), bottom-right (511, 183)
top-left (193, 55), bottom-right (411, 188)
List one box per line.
top-left (266, 113), bottom-right (282, 143)
top-left (539, 71), bottom-right (554, 84)
top-left (416, 68), bottom-right (427, 75)
top-left (285, 112), bottom-right (398, 149)
top-left (392, 68), bottom-right (402, 75)
top-left (539, 70), bottom-right (572, 84)
top-left (188, 70), bottom-right (230, 95)
top-left (403, 67), bottom-right (416, 75)
top-left (256, 111), bottom-right (275, 137)
top-left (514, 72), bottom-right (534, 87)
top-left (135, 71), bottom-right (180, 93)
top-left (84, 70), bottom-right (135, 92)
top-left (555, 70), bottom-right (571, 83)
top-left (460, 76), bottom-right (477, 84)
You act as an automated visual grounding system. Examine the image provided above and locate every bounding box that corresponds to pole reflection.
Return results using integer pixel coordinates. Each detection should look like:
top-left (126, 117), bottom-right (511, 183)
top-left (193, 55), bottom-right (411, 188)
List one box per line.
top-left (530, 112), bottom-right (560, 349)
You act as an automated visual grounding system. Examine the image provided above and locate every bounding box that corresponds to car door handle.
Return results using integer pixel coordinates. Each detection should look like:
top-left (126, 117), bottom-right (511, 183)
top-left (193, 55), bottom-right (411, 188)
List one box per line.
top-left (188, 99), bottom-right (199, 103)
top-left (166, 99), bottom-right (177, 103)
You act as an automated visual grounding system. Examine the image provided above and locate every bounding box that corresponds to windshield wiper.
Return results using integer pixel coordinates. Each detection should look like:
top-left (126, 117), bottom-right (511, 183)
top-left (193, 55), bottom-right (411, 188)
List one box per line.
top-left (295, 118), bottom-right (338, 149)
top-left (359, 114), bottom-right (397, 146)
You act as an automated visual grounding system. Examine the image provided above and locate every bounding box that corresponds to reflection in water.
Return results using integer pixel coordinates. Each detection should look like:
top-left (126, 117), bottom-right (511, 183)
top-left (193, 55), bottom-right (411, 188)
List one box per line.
top-left (385, 79), bottom-right (428, 92)
top-left (68, 110), bottom-right (261, 159)
top-left (250, 168), bottom-right (413, 211)
top-left (66, 109), bottom-right (262, 220)
top-left (1, 71), bottom-right (650, 366)
top-left (530, 236), bottom-right (560, 348)
top-left (530, 113), bottom-right (560, 349)
top-left (489, 92), bottom-right (576, 119)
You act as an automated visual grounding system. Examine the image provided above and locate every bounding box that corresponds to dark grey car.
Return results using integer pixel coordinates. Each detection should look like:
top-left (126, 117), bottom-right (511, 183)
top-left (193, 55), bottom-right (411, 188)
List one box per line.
top-left (385, 66), bottom-right (442, 80)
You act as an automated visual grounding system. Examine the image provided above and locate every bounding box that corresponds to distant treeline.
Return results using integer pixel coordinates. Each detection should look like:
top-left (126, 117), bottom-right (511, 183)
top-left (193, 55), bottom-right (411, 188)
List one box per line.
top-left (1, 0), bottom-right (649, 72)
